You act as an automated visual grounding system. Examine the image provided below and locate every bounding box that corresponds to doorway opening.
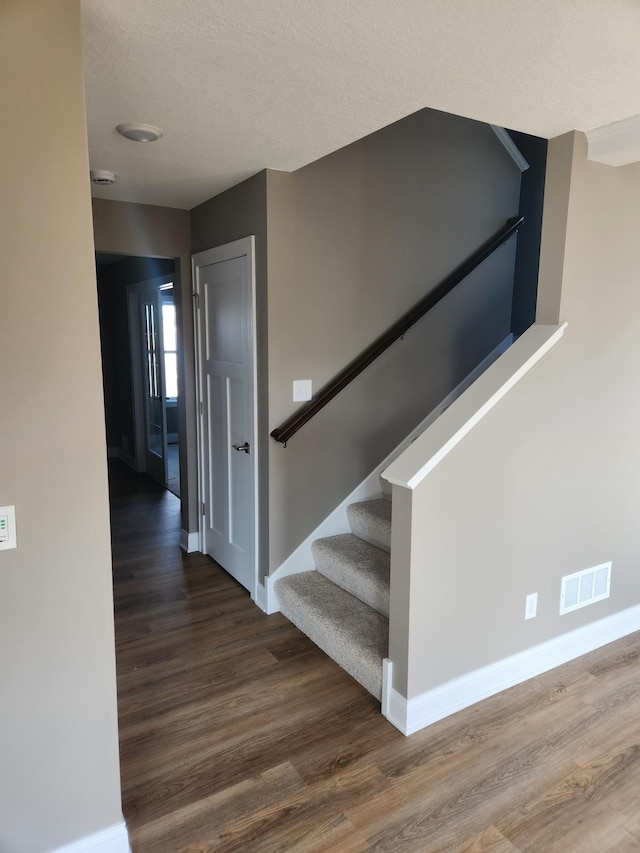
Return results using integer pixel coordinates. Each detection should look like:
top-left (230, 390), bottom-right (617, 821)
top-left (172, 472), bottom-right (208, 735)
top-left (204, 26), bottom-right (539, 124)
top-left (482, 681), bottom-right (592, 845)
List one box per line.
top-left (96, 253), bottom-right (182, 498)
top-left (128, 273), bottom-right (181, 496)
top-left (160, 283), bottom-right (181, 497)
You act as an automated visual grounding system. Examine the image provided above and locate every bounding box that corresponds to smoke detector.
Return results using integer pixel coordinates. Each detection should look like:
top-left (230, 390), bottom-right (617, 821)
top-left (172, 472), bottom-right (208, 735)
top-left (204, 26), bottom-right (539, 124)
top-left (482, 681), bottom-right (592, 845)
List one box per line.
top-left (116, 123), bottom-right (163, 143)
top-left (90, 169), bottom-right (117, 186)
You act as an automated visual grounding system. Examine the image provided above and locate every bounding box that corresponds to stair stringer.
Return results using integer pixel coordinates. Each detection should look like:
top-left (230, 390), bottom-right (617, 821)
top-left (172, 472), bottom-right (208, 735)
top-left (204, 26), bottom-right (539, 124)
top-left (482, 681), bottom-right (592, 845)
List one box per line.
top-left (263, 334), bottom-right (513, 614)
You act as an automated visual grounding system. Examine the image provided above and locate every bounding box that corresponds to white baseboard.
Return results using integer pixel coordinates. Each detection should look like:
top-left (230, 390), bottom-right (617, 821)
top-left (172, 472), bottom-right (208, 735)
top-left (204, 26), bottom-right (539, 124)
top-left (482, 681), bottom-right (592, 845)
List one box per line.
top-left (180, 529), bottom-right (200, 553)
top-left (253, 581), bottom-right (267, 613)
top-left (264, 574), bottom-right (284, 615)
top-left (265, 334), bottom-right (514, 613)
top-left (383, 603), bottom-right (640, 736)
top-left (381, 658), bottom-right (393, 719)
top-left (49, 821), bottom-right (130, 853)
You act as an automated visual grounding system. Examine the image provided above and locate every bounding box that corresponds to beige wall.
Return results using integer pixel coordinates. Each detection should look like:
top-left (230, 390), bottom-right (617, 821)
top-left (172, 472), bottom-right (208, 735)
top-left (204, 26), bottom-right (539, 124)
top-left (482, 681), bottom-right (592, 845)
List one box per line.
top-left (92, 199), bottom-right (196, 533)
top-left (535, 132), bottom-right (574, 325)
top-left (401, 132), bottom-right (640, 698)
top-left (0, 1), bottom-right (123, 850)
top-left (266, 108), bottom-right (521, 571)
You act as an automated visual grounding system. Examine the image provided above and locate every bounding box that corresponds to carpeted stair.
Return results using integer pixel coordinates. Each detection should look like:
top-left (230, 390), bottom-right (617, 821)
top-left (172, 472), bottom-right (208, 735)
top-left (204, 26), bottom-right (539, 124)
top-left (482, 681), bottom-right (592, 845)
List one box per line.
top-left (274, 488), bottom-right (391, 700)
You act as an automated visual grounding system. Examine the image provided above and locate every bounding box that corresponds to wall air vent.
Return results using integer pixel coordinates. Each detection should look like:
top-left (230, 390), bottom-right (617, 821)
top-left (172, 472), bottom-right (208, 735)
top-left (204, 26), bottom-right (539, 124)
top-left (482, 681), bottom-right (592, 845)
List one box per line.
top-left (560, 562), bottom-right (611, 615)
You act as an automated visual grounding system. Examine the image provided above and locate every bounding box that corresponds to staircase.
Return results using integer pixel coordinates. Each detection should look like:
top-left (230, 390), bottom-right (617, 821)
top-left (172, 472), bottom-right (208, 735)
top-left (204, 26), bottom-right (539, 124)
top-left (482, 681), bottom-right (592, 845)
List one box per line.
top-left (274, 483), bottom-right (392, 700)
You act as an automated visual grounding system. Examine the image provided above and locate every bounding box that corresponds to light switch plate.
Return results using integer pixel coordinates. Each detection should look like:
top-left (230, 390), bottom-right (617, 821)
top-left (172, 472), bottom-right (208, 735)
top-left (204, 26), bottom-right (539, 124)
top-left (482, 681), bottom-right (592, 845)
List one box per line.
top-left (293, 379), bottom-right (312, 402)
top-left (525, 592), bottom-right (538, 620)
top-left (0, 505), bottom-right (17, 550)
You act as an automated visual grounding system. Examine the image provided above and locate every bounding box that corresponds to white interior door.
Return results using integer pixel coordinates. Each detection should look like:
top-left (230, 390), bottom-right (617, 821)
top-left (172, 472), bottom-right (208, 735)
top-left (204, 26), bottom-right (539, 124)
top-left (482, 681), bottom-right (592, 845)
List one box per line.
top-left (193, 237), bottom-right (257, 595)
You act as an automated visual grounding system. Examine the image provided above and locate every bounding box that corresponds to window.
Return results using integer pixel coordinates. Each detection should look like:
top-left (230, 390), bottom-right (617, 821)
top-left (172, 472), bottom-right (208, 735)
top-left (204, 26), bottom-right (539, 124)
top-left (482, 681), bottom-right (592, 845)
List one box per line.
top-left (161, 285), bottom-right (178, 398)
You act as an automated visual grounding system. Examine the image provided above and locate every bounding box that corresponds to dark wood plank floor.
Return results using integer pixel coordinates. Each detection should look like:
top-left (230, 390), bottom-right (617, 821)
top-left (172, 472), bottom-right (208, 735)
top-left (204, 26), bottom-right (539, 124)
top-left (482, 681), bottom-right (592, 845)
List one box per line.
top-left (110, 461), bottom-right (640, 852)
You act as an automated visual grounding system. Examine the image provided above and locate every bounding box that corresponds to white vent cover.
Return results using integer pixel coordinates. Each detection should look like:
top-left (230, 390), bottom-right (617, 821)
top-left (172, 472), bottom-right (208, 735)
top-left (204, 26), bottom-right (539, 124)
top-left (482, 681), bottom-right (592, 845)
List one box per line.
top-left (560, 562), bottom-right (611, 615)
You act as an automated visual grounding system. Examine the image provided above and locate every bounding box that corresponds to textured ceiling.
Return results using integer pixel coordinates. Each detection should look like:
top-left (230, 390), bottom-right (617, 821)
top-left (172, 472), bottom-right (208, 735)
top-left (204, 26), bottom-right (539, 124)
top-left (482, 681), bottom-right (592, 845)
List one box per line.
top-left (82, 0), bottom-right (640, 210)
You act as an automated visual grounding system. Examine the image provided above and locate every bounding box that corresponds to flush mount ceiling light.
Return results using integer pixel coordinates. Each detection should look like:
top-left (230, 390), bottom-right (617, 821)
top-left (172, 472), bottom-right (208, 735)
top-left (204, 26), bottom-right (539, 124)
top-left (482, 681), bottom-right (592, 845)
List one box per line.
top-left (116, 122), bottom-right (163, 143)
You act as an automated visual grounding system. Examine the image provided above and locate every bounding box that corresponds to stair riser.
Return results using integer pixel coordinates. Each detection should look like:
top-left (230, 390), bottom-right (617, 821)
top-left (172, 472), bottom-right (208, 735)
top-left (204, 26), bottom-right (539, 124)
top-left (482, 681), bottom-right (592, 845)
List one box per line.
top-left (347, 509), bottom-right (391, 553)
top-left (312, 537), bottom-right (390, 617)
top-left (274, 573), bottom-right (388, 701)
top-left (281, 601), bottom-right (383, 700)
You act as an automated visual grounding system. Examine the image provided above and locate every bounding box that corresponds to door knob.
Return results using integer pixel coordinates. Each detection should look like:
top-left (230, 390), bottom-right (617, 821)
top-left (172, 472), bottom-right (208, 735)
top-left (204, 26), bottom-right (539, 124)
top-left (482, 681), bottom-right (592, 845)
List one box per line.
top-left (232, 442), bottom-right (250, 454)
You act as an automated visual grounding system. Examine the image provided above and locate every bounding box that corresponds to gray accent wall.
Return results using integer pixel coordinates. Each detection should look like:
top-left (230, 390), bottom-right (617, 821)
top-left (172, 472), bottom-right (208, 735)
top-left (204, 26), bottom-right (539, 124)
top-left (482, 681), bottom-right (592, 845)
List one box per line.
top-left (266, 108), bottom-right (522, 571)
top-left (0, 1), bottom-right (123, 849)
top-left (509, 130), bottom-right (548, 336)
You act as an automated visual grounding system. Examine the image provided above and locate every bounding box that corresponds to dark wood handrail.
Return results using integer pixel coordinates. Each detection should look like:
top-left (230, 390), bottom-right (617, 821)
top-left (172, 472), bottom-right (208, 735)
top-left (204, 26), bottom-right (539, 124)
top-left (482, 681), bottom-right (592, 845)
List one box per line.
top-left (270, 215), bottom-right (524, 445)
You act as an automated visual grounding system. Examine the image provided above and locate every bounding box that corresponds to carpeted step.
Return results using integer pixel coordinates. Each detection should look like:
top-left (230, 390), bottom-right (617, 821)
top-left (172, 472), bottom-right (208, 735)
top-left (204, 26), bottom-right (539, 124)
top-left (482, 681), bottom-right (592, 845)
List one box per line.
top-left (274, 572), bottom-right (388, 699)
top-left (347, 498), bottom-right (392, 552)
top-left (312, 534), bottom-right (390, 617)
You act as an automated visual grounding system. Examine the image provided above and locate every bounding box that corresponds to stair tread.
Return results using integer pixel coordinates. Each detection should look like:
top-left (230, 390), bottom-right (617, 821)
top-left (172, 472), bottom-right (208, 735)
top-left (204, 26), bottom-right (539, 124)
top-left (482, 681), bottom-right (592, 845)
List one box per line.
top-left (312, 534), bottom-right (390, 616)
top-left (347, 498), bottom-right (392, 552)
top-left (274, 572), bottom-right (388, 700)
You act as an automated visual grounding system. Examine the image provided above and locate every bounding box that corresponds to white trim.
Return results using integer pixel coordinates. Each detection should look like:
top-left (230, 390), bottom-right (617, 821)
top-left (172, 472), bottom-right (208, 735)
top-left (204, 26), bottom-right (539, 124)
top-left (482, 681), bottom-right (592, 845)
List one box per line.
top-left (263, 574), bottom-right (279, 615)
top-left (383, 324), bottom-right (567, 490)
top-left (385, 603), bottom-right (640, 736)
top-left (249, 239), bottom-right (259, 602)
top-left (381, 658), bottom-right (393, 719)
top-left (48, 821), bottom-right (130, 853)
top-left (385, 683), bottom-right (409, 734)
top-left (192, 237), bottom-right (259, 601)
top-left (265, 334), bottom-right (514, 612)
top-left (490, 125), bottom-right (530, 172)
top-left (264, 575), bottom-right (281, 615)
top-left (586, 114), bottom-right (640, 167)
top-left (180, 529), bottom-right (200, 553)
top-left (192, 255), bottom-right (205, 557)
top-left (253, 580), bottom-right (267, 612)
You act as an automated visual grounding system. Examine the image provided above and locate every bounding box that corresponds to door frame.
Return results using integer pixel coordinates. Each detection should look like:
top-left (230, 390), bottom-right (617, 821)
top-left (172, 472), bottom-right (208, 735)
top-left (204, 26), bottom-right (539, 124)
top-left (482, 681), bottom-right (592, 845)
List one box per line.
top-left (127, 273), bottom-right (175, 475)
top-left (192, 236), bottom-right (259, 600)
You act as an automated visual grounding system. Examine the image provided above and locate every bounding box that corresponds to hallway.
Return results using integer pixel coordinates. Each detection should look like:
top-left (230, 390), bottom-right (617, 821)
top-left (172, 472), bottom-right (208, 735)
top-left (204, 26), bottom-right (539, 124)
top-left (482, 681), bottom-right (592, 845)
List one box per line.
top-left (110, 460), bottom-right (640, 852)
top-left (109, 460), bottom-right (395, 851)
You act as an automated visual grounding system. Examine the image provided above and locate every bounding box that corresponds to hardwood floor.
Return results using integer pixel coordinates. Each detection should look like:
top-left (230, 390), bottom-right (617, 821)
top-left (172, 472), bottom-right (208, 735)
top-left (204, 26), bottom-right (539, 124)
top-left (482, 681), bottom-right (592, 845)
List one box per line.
top-left (110, 461), bottom-right (640, 851)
